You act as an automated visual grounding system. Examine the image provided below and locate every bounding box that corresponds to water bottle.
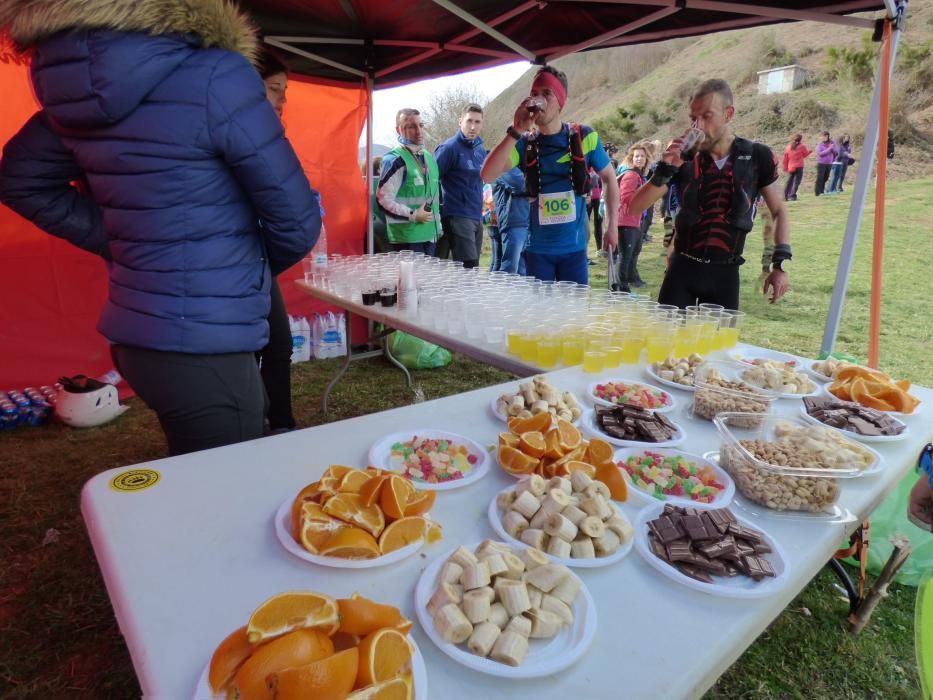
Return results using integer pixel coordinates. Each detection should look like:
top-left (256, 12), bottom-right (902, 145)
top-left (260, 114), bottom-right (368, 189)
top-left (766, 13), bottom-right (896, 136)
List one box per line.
top-left (311, 208), bottom-right (328, 273)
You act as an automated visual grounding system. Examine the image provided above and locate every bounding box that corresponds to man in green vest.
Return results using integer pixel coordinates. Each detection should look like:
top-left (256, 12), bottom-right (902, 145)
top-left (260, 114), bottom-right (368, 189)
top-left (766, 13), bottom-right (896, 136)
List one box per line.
top-left (376, 108), bottom-right (441, 254)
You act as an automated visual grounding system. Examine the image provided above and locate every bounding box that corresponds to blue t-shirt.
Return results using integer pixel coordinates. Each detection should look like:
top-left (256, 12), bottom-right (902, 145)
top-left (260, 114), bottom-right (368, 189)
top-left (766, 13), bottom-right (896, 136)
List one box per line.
top-left (510, 124), bottom-right (610, 255)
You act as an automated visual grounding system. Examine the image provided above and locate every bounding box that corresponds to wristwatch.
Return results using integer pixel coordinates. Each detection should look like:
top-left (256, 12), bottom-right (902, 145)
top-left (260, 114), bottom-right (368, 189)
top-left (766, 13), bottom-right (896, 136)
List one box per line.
top-left (506, 125), bottom-right (523, 141)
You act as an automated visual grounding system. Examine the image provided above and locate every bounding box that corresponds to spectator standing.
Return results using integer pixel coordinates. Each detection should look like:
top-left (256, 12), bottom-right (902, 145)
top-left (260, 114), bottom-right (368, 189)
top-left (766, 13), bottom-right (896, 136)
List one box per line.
top-left (481, 66), bottom-right (619, 284)
top-left (781, 133), bottom-right (811, 201)
top-left (482, 183), bottom-right (502, 271)
top-left (256, 51), bottom-right (300, 435)
top-left (434, 104), bottom-right (487, 268)
top-left (0, 0), bottom-right (321, 455)
top-left (377, 109), bottom-right (441, 254)
top-left (814, 131), bottom-right (837, 197)
top-left (616, 144), bottom-right (650, 292)
top-left (369, 157), bottom-right (391, 253)
top-left (494, 166), bottom-right (531, 275)
top-left (628, 79), bottom-right (790, 309)
top-left (827, 134), bottom-right (853, 194)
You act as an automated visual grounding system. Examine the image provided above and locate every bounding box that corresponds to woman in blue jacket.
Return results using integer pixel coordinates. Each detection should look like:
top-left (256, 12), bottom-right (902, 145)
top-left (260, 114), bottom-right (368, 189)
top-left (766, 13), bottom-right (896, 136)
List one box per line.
top-left (0, 0), bottom-right (321, 455)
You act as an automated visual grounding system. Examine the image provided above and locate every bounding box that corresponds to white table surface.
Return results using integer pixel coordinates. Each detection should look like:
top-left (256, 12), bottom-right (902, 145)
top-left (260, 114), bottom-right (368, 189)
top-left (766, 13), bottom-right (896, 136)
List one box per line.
top-left (81, 346), bottom-right (933, 699)
top-left (295, 279), bottom-right (543, 376)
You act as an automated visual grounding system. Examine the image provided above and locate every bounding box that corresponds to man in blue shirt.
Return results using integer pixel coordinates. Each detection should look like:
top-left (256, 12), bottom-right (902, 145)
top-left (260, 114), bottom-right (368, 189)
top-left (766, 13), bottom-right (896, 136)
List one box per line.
top-left (435, 104), bottom-right (487, 268)
top-left (494, 166), bottom-right (531, 275)
top-left (481, 66), bottom-right (619, 283)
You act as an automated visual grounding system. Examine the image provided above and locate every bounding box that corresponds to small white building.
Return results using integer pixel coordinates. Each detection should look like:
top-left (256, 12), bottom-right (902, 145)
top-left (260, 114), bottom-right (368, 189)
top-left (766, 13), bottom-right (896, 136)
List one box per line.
top-left (757, 65), bottom-right (808, 95)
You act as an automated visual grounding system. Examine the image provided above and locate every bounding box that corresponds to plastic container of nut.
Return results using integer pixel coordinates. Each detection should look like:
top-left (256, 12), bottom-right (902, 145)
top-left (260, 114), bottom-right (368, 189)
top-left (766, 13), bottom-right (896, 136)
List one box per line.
top-left (691, 361), bottom-right (779, 426)
top-left (711, 413), bottom-right (881, 519)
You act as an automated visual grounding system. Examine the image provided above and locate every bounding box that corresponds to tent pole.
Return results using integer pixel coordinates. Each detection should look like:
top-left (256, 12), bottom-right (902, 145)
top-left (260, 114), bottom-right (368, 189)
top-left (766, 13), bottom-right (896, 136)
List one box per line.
top-left (366, 75), bottom-right (375, 257)
top-left (818, 21), bottom-right (901, 358)
top-left (867, 19), bottom-right (894, 369)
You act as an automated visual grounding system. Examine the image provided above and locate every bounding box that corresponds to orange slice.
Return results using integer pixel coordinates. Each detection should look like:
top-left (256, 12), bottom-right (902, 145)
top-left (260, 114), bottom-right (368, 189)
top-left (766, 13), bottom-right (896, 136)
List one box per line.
top-left (497, 445), bottom-right (538, 475)
top-left (595, 462), bottom-right (628, 501)
top-left (246, 592), bottom-right (339, 644)
top-left (348, 677), bottom-right (411, 700)
top-left (518, 431), bottom-right (547, 458)
top-left (557, 460), bottom-right (597, 478)
top-left (338, 595), bottom-right (404, 636)
top-left (543, 429), bottom-right (564, 459)
top-left (556, 418), bottom-right (582, 452)
top-left (585, 438), bottom-right (615, 467)
top-left (340, 469), bottom-right (375, 494)
top-left (331, 631), bottom-right (361, 652)
top-left (300, 511), bottom-right (351, 554)
top-left (270, 647), bottom-right (359, 700)
top-left (318, 527), bottom-right (381, 559)
top-left (507, 411), bottom-right (552, 435)
top-left (233, 628), bottom-right (334, 699)
top-left (356, 627), bottom-right (413, 689)
top-left (324, 493), bottom-right (386, 537)
top-left (551, 445), bottom-right (587, 469)
top-left (208, 625), bottom-right (253, 693)
top-left (360, 474), bottom-right (390, 507)
top-left (380, 475), bottom-right (415, 521)
top-left (499, 432), bottom-right (520, 449)
top-left (291, 483), bottom-right (324, 540)
top-left (379, 516), bottom-right (430, 555)
top-left (402, 490), bottom-right (435, 517)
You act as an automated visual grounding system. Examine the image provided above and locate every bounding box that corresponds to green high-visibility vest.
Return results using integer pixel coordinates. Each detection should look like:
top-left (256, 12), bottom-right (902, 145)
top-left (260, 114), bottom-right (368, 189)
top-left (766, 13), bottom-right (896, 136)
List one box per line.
top-left (386, 146), bottom-right (441, 244)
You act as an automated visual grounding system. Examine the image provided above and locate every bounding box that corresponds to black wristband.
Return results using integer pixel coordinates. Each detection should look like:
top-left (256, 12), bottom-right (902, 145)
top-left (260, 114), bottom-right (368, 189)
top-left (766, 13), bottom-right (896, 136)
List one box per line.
top-left (771, 244), bottom-right (792, 270)
top-left (506, 125), bottom-right (523, 141)
top-left (649, 161), bottom-right (679, 187)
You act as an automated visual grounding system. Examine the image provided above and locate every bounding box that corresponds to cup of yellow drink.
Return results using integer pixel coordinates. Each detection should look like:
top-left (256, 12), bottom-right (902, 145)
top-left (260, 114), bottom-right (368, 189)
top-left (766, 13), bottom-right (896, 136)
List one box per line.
top-left (537, 334), bottom-right (562, 368)
top-left (583, 350), bottom-right (605, 373)
top-left (645, 324), bottom-right (675, 363)
top-left (603, 346), bottom-right (623, 368)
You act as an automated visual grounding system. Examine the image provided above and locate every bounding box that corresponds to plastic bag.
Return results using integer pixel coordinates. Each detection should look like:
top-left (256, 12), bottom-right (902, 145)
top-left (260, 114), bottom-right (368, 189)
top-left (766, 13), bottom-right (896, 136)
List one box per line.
top-left (842, 465), bottom-right (933, 587)
top-left (387, 331), bottom-right (451, 370)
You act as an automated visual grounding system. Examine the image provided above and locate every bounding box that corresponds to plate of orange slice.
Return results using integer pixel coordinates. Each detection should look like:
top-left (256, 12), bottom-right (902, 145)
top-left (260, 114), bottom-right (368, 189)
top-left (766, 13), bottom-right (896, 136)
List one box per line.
top-left (275, 467), bottom-right (442, 569)
top-left (825, 365), bottom-right (922, 416)
top-left (496, 411), bottom-right (610, 480)
top-left (198, 590), bottom-right (428, 699)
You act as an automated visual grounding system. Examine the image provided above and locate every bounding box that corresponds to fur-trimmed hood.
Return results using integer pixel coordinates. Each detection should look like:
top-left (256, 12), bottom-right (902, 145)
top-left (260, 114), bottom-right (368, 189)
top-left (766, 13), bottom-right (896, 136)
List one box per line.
top-left (0, 0), bottom-right (259, 61)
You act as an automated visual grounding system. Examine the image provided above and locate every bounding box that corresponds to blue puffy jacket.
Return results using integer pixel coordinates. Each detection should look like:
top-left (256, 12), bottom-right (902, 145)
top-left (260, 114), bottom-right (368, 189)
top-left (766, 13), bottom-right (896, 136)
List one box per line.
top-left (0, 2), bottom-right (321, 354)
top-left (435, 130), bottom-right (486, 220)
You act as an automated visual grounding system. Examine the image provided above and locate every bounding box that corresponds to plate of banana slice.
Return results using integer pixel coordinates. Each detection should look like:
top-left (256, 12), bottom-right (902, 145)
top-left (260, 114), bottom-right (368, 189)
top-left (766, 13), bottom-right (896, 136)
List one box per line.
top-left (487, 476), bottom-right (634, 568)
top-left (415, 540), bottom-right (597, 678)
top-left (490, 376), bottom-right (583, 425)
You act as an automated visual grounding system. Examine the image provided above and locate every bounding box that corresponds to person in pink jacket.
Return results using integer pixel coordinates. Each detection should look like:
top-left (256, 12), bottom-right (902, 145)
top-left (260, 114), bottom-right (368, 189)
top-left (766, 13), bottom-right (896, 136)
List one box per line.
top-left (781, 134), bottom-right (812, 201)
top-left (615, 143), bottom-right (650, 291)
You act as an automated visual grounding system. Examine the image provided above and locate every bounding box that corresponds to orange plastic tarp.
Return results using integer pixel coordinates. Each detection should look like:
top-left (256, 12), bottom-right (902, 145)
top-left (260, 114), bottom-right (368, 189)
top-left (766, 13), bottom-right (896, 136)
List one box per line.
top-left (0, 56), bottom-right (367, 389)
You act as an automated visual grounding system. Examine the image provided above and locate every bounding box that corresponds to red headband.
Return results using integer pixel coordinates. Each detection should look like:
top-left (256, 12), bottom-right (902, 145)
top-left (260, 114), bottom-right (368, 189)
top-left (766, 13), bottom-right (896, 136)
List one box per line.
top-left (531, 72), bottom-right (567, 110)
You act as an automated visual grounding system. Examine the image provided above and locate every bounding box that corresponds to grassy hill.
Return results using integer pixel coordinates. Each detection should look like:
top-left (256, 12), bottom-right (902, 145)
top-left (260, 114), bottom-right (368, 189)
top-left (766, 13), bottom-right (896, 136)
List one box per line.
top-left (484, 4), bottom-right (933, 180)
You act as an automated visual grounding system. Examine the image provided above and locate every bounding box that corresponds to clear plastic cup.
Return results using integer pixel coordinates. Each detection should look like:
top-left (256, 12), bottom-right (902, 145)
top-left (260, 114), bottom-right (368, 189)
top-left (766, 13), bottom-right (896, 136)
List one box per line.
top-left (583, 350), bottom-right (605, 374)
top-left (537, 332), bottom-right (562, 369)
top-left (719, 310), bottom-right (745, 349)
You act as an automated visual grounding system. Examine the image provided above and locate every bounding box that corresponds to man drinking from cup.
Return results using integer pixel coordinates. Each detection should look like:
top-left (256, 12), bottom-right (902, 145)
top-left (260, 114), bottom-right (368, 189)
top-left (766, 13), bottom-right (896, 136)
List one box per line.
top-left (481, 66), bottom-right (619, 284)
top-left (628, 79), bottom-right (791, 309)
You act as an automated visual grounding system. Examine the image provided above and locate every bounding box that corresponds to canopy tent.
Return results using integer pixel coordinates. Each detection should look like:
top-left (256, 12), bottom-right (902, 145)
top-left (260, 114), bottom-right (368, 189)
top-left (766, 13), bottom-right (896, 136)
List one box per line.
top-left (0, 0), bottom-right (906, 388)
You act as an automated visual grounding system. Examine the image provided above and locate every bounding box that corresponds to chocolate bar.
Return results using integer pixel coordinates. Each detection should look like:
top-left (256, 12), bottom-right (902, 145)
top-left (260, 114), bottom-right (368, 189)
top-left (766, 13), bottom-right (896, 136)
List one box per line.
top-left (803, 395), bottom-right (906, 436)
top-left (594, 405), bottom-right (679, 443)
top-left (645, 507), bottom-right (775, 586)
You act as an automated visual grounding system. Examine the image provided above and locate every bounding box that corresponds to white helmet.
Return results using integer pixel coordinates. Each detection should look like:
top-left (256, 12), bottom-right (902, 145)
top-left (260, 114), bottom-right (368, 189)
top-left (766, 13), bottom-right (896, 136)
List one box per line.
top-left (54, 376), bottom-right (129, 428)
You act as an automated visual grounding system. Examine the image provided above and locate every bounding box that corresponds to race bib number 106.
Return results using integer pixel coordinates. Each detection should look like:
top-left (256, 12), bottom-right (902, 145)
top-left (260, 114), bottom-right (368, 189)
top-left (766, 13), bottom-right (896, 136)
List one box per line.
top-left (538, 190), bottom-right (576, 226)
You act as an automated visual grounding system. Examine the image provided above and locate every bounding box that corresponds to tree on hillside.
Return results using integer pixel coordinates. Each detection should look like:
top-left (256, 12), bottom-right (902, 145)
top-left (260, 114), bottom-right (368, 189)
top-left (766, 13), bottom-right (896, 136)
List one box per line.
top-left (420, 83), bottom-right (487, 150)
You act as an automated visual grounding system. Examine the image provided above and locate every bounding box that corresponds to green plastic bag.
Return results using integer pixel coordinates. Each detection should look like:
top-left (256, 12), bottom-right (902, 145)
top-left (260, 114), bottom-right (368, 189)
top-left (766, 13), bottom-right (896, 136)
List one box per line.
top-left (387, 331), bottom-right (452, 370)
top-left (843, 468), bottom-right (933, 587)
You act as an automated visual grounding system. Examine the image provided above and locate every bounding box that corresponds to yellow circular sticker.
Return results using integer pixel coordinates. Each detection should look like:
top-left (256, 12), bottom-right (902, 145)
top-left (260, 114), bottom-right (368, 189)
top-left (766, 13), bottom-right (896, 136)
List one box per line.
top-left (110, 469), bottom-right (161, 492)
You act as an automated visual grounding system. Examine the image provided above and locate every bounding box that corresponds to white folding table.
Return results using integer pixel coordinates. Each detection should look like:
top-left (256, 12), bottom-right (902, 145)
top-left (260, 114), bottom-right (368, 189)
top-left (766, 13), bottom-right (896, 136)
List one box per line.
top-left (81, 346), bottom-right (932, 699)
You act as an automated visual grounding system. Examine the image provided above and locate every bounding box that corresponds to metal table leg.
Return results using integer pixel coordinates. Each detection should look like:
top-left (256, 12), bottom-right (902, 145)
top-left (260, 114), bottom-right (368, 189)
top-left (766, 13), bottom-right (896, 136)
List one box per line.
top-left (382, 332), bottom-right (413, 391)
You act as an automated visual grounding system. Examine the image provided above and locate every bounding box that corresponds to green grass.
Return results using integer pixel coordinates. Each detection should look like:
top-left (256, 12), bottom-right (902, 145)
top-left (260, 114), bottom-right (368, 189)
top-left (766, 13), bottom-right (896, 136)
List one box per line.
top-left (1, 178), bottom-right (931, 698)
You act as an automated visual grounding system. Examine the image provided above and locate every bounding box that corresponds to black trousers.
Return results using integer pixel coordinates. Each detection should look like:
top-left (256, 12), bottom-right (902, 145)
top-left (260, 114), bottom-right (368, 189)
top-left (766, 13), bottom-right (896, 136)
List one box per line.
top-left (618, 226), bottom-right (642, 286)
top-left (112, 345), bottom-right (266, 456)
top-left (588, 200), bottom-right (603, 250)
top-left (815, 164), bottom-right (832, 196)
top-left (257, 278), bottom-right (295, 431)
top-left (658, 254), bottom-right (741, 310)
top-left (784, 169), bottom-right (803, 200)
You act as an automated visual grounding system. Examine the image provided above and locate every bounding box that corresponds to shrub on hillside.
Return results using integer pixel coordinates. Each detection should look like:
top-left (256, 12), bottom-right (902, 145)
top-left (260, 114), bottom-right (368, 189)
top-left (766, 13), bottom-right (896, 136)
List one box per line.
top-left (825, 33), bottom-right (876, 85)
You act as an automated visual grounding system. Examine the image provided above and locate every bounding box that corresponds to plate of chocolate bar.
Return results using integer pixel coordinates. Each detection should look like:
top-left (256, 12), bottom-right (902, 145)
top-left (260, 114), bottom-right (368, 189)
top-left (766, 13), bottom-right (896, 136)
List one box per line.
top-left (580, 407), bottom-right (686, 448)
top-left (633, 502), bottom-right (788, 598)
top-left (799, 398), bottom-right (909, 443)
